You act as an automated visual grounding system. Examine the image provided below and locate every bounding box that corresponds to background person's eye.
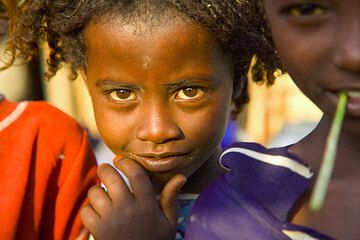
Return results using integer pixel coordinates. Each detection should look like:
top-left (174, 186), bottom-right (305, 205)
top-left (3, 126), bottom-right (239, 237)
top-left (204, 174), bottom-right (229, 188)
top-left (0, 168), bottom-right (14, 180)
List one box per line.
top-left (109, 89), bottom-right (136, 101)
top-left (175, 87), bottom-right (205, 100)
top-left (284, 4), bottom-right (326, 17)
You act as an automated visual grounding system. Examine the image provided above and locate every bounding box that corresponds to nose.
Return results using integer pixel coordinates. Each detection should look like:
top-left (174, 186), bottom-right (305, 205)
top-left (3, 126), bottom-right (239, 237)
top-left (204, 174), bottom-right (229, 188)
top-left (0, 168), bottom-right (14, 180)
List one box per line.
top-left (136, 102), bottom-right (183, 144)
top-left (333, 18), bottom-right (360, 74)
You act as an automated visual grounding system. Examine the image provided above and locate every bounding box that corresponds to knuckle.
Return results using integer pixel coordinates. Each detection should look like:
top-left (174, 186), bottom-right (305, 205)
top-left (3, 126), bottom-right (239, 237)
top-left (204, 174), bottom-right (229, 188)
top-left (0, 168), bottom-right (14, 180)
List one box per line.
top-left (80, 204), bottom-right (90, 217)
top-left (87, 185), bottom-right (103, 198)
top-left (103, 172), bottom-right (120, 186)
top-left (128, 168), bottom-right (147, 181)
top-left (97, 163), bottom-right (110, 175)
top-left (80, 205), bottom-right (98, 227)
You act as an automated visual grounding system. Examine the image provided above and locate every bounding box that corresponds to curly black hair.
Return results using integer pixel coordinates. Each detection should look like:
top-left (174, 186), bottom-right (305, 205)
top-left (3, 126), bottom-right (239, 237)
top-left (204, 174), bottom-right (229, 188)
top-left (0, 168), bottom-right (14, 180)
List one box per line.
top-left (0, 0), bottom-right (25, 69)
top-left (9, 0), bottom-right (282, 118)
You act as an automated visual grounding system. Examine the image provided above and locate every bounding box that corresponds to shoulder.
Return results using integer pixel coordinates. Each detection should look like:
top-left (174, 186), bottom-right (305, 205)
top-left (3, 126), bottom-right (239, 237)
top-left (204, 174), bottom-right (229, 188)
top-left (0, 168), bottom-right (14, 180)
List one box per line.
top-left (24, 101), bottom-right (89, 153)
top-left (25, 101), bottom-right (81, 131)
top-left (186, 142), bottom-right (315, 239)
top-left (23, 101), bottom-right (88, 145)
top-left (190, 142), bottom-right (313, 222)
top-left (220, 141), bottom-right (312, 179)
top-left (219, 142), bottom-right (312, 211)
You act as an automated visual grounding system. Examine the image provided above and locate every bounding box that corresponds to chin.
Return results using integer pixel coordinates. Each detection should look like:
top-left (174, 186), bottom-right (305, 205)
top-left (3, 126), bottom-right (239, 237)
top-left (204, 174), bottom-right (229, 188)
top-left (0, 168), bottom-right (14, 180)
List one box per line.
top-left (343, 119), bottom-right (360, 137)
top-left (147, 171), bottom-right (176, 186)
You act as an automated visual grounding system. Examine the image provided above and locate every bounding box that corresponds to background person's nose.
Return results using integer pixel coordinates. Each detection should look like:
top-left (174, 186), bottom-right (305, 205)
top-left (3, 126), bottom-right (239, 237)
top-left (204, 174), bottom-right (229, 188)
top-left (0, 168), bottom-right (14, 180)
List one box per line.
top-left (332, 19), bottom-right (360, 74)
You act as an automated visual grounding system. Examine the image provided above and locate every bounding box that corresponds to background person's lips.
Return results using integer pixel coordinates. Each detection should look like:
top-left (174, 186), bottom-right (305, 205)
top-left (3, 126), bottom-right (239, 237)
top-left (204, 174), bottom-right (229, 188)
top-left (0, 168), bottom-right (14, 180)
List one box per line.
top-left (328, 90), bottom-right (360, 117)
top-left (346, 91), bottom-right (360, 117)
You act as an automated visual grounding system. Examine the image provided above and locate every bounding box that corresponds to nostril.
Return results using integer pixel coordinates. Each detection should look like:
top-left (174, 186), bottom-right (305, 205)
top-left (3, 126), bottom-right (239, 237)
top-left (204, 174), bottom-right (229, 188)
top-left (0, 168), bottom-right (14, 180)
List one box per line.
top-left (333, 53), bottom-right (360, 74)
top-left (136, 122), bottom-right (183, 144)
top-left (333, 32), bottom-right (360, 73)
top-left (136, 104), bottom-right (184, 143)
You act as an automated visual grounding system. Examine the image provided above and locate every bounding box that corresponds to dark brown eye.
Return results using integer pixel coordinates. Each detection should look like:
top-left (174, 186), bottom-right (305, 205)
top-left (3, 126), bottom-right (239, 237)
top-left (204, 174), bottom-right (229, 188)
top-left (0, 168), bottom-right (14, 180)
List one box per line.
top-left (175, 87), bottom-right (204, 100)
top-left (184, 88), bottom-right (198, 97)
top-left (109, 89), bottom-right (136, 101)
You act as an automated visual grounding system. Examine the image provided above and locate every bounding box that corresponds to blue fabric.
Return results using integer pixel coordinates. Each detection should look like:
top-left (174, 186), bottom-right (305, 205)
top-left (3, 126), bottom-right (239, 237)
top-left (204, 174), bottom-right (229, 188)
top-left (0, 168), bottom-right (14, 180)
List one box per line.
top-left (175, 196), bottom-right (197, 240)
top-left (185, 142), bottom-right (334, 240)
top-left (221, 120), bottom-right (238, 148)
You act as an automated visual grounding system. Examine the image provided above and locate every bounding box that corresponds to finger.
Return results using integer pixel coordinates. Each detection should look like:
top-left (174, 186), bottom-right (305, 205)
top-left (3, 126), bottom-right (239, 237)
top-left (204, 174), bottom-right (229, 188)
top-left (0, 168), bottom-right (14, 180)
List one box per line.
top-left (87, 185), bottom-right (112, 217)
top-left (80, 203), bottom-right (101, 233)
top-left (160, 174), bottom-right (187, 228)
top-left (97, 163), bottom-right (132, 203)
top-left (113, 156), bottom-right (155, 202)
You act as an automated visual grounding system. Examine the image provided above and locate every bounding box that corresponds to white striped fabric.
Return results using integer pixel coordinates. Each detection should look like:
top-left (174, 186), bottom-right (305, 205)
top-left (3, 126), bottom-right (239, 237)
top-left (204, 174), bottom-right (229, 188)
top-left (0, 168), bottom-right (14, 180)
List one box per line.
top-left (0, 101), bottom-right (28, 132)
top-left (219, 146), bottom-right (313, 179)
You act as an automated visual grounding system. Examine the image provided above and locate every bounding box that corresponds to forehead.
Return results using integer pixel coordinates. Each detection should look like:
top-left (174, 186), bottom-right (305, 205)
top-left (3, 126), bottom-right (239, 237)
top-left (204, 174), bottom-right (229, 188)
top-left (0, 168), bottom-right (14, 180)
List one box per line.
top-left (82, 14), bottom-right (230, 75)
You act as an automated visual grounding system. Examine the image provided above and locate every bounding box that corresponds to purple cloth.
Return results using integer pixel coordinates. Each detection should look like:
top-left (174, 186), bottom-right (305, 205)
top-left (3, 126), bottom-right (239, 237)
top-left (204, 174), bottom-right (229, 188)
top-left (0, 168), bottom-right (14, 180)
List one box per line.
top-left (185, 142), bottom-right (334, 240)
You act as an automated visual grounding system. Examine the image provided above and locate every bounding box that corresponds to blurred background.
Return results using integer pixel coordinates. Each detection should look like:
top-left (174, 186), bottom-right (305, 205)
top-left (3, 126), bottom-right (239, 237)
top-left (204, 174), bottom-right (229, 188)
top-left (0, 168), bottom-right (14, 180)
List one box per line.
top-left (0, 39), bottom-right (323, 165)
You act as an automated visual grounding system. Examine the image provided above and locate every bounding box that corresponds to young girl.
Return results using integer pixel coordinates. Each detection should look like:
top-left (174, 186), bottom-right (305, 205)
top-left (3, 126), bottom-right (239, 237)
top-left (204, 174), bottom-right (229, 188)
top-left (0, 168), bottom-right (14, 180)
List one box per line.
top-left (0, 1), bottom-right (98, 239)
top-left (187, 0), bottom-right (360, 239)
top-left (11, 0), bottom-right (280, 239)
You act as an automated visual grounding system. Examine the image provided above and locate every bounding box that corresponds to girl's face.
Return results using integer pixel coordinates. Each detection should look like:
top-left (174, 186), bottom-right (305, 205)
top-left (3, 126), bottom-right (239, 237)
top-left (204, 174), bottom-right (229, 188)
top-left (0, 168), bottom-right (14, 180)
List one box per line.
top-left (263, 0), bottom-right (360, 132)
top-left (82, 16), bottom-right (234, 184)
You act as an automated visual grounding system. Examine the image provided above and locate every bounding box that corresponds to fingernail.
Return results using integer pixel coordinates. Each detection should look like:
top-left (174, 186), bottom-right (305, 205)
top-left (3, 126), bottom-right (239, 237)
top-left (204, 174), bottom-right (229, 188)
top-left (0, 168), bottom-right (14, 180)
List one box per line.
top-left (178, 176), bottom-right (187, 191)
top-left (113, 155), bottom-right (123, 165)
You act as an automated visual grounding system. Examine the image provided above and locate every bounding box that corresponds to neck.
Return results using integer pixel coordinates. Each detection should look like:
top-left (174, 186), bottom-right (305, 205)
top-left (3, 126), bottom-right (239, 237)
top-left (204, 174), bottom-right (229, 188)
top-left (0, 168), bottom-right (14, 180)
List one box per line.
top-left (289, 115), bottom-right (360, 178)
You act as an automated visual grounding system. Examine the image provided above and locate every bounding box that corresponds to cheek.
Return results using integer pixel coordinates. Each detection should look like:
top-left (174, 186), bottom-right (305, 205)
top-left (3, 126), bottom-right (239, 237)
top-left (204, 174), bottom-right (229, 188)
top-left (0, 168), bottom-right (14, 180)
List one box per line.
top-left (184, 97), bottom-right (232, 150)
top-left (272, 25), bottom-right (331, 91)
top-left (274, 34), bottom-right (319, 95)
top-left (91, 101), bottom-right (133, 154)
top-left (86, 84), bottom-right (131, 153)
top-left (274, 32), bottom-right (307, 71)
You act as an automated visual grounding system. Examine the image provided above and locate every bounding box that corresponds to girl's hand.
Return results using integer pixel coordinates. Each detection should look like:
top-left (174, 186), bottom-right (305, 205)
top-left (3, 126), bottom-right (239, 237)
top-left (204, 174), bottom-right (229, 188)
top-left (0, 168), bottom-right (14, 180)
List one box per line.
top-left (80, 157), bottom-right (187, 240)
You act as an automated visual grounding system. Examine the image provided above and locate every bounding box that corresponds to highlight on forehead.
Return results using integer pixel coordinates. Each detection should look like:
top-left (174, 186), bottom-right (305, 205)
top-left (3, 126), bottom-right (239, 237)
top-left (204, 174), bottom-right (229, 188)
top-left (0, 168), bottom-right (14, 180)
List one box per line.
top-left (142, 56), bottom-right (152, 69)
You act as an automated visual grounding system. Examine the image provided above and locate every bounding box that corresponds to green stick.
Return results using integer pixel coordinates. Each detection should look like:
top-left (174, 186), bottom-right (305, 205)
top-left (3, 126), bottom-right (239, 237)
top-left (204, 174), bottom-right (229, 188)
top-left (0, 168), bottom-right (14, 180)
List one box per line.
top-left (309, 92), bottom-right (348, 212)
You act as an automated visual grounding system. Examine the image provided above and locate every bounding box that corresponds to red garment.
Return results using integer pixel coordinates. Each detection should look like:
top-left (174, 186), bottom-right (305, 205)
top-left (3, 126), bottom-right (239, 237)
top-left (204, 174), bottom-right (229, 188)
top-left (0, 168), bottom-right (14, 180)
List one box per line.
top-left (0, 98), bottom-right (98, 240)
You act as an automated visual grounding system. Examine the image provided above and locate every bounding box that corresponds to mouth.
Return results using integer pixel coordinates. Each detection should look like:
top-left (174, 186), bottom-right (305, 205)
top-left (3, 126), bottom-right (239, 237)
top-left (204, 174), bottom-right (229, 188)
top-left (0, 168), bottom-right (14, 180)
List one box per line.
top-left (123, 151), bottom-right (190, 172)
top-left (347, 91), bottom-right (360, 98)
top-left (328, 90), bottom-right (360, 117)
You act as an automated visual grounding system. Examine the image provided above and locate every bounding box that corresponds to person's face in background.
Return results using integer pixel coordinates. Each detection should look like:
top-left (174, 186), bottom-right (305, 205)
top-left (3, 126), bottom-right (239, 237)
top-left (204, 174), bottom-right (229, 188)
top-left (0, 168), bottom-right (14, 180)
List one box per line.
top-left (262, 0), bottom-right (360, 134)
top-left (82, 14), bottom-right (234, 185)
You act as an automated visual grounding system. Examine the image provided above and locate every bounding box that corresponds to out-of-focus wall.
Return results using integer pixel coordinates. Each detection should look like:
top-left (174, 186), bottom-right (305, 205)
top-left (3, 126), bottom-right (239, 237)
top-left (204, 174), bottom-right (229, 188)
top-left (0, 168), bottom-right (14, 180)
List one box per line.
top-left (0, 64), bottom-right (29, 101)
top-left (41, 65), bottom-right (99, 137)
top-left (244, 73), bottom-right (322, 146)
top-left (0, 41), bottom-right (30, 101)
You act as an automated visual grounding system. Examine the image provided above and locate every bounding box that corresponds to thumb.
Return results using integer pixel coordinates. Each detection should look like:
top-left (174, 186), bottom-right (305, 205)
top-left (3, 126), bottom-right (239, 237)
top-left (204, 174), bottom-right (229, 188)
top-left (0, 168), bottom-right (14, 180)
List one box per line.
top-left (159, 174), bottom-right (187, 229)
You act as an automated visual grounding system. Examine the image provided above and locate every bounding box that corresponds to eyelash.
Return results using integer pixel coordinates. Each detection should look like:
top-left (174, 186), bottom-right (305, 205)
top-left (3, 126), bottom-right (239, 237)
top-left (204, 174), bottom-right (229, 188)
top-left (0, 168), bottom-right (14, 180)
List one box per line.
top-left (281, 3), bottom-right (328, 18)
top-left (106, 89), bottom-right (137, 103)
top-left (174, 87), bottom-right (206, 101)
top-left (105, 86), bottom-right (207, 104)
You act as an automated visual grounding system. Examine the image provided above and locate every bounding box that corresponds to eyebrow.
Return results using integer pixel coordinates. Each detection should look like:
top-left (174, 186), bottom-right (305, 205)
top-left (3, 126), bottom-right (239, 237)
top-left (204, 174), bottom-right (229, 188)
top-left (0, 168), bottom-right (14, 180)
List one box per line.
top-left (95, 79), bottom-right (144, 91)
top-left (95, 76), bottom-right (221, 91)
top-left (163, 77), bottom-right (221, 91)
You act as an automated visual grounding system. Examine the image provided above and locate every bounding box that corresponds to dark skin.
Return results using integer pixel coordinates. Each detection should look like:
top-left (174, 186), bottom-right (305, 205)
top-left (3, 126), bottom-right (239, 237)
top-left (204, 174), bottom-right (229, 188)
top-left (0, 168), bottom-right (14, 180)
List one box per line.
top-left (80, 14), bottom-right (234, 240)
top-left (262, 0), bottom-right (360, 239)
